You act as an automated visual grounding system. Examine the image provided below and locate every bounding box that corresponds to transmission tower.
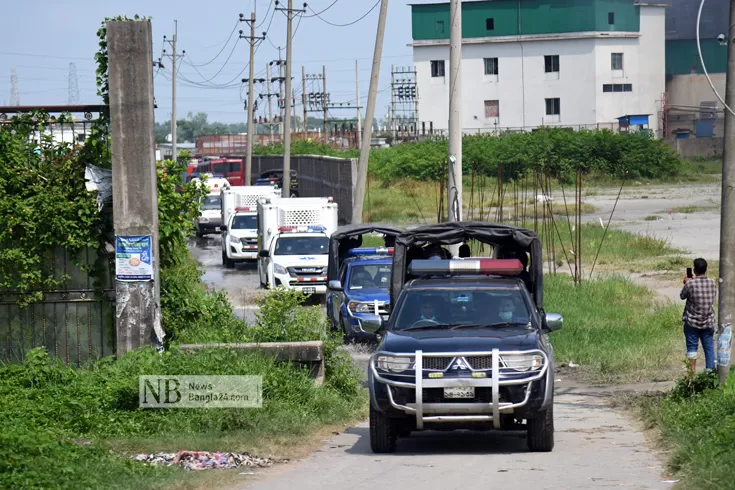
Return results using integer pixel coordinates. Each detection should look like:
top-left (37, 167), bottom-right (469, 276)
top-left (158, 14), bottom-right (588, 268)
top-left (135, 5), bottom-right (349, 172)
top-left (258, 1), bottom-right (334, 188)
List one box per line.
top-left (68, 62), bottom-right (79, 104)
top-left (10, 68), bottom-right (19, 106)
top-left (390, 65), bottom-right (419, 140)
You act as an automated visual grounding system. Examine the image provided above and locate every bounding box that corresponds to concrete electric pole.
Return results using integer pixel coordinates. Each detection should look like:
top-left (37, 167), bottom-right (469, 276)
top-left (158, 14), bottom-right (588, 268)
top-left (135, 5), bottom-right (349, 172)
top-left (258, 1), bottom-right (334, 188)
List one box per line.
top-left (239, 13), bottom-right (266, 186)
top-left (447, 0), bottom-right (462, 223)
top-left (276, 0), bottom-right (305, 198)
top-left (353, 0), bottom-right (389, 224)
top-left (356, 59), bottom-right (362, 150)
top-left (163, 21), bottom-right (183, 162)
top-left (717, 2), bottom-right (735, 383)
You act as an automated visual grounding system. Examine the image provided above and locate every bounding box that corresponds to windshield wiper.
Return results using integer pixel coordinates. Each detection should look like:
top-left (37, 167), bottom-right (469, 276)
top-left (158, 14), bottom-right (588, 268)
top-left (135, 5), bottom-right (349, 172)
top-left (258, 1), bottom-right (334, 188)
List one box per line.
top-left (402, 323), bottom-right (463, 331)
top-left (451, 322), bottom-right (529, 329)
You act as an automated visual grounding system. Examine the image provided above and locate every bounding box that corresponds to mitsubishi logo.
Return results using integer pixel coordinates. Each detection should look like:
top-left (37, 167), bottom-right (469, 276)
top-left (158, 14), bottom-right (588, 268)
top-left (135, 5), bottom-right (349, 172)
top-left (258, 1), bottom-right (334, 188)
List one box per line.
top-left (451, 358), bottom-right (468, 370)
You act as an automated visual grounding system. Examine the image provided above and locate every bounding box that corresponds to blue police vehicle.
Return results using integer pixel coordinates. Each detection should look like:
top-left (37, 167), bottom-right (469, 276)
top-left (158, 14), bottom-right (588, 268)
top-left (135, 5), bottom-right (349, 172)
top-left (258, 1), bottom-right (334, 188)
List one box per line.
top-left (327, 248), bottom-right (393, 341)
top-left (326, 224), bottom-right (404, 342)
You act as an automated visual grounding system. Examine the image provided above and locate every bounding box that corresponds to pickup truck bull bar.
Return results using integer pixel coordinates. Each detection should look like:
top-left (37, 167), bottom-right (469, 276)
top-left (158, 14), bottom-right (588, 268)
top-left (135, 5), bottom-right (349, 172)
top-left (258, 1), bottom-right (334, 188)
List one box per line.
top-left (370, 349), bottom-right (550, 430)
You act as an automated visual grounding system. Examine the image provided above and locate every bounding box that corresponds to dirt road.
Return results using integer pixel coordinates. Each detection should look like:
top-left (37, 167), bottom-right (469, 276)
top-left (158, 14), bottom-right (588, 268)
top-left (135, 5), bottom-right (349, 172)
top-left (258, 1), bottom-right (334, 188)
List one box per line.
top-left (233, 385), bottom-right (673, 489)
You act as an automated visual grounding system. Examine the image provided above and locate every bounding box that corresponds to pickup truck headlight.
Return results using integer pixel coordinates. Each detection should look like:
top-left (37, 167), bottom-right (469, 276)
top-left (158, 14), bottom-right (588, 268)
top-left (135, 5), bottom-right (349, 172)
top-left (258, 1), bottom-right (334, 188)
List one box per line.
top-left (229, 234), bottom-right (241, 244)
top-left (375, 355), bottom-right (414, 372)
top-left (501, 354), bottom-right (544, 371)
top-left (348, 301), bottom-right (373, 314)
top-left (273, 264), bottom-right (287, 275)
top-left (197, 217), bottom-right (209, 223)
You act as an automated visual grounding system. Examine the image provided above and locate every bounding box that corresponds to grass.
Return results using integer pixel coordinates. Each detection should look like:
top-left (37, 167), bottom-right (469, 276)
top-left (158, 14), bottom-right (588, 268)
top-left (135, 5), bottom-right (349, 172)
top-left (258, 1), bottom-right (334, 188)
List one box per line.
top-left (643, 215), bottom-right (661, 221)
top-left (363, 177), bottom-right (598, 224)
top-left (0, 288), bottom-right (368, 489)
top-left (684, 158), bottom-right (722, 175)
top-left (669, 205), bottom-right (719, 214)
top-left (630, 370), bottom-right (735, 489)
top-left (545, 274), bottom-right (683, 384)
top-left (0, 346), bottom-right (367, 490)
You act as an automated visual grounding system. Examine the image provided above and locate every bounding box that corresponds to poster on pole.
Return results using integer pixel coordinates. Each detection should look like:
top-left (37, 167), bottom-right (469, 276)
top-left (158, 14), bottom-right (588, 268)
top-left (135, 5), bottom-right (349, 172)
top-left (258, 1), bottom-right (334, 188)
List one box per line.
top-left (115, 235), bottom-right (153, 281)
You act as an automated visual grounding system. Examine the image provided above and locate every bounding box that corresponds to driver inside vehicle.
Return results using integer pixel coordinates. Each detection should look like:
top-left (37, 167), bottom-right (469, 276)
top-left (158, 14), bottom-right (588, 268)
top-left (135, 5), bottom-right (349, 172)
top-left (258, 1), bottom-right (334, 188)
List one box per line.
top-left (418, 300), bottom-right (438, 322)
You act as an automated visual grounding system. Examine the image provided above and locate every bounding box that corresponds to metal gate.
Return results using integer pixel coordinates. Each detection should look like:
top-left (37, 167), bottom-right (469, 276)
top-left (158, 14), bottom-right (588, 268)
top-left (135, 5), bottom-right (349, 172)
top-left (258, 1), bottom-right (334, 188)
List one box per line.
top-left (0, 247), bottom-right (116, 366)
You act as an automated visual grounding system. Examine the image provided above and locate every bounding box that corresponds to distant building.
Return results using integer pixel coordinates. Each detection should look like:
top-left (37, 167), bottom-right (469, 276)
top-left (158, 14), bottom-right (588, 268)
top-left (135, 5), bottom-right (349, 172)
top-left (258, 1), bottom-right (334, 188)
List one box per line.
top-left (409, 0), bottom-right (666, 135)
top-left (664, 0), bottom-right (728, 139)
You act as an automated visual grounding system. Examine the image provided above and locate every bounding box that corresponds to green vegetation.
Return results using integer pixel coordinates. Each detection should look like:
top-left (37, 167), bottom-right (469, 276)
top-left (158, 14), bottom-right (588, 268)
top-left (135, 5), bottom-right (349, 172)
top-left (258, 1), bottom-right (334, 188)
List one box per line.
top-left (670, 205), bottom-right (719, 214)
top-left (0, 338), bottom-right (365, 490)
top-left (545, 274), bottom-right (682, 384)
top-left (632, 370), bottom-right (735, 489)
top-left (653, 256), bottom-right (690, 271)
top-left (643, 215), bottom-right (661, 221)
top-left (684, 158), bottom-right (722, 175)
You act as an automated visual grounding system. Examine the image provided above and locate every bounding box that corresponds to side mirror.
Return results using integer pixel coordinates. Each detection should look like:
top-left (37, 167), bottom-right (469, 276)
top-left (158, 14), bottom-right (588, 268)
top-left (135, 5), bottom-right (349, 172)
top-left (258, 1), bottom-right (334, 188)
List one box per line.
top-left (327, 280), bottom-right (343, 291)
top-left (544, 312), bottom-right (563, 332)
top-left (258, 250), bottom-right (269, 258)
top-left (219, 225), bottom-right (227, 231)
top-left (361, 316), bottom-right (383, 334)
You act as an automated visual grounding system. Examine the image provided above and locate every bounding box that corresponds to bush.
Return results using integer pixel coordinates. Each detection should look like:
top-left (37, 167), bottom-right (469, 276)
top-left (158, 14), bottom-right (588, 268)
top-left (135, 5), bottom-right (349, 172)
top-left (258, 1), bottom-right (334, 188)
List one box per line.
top-left (635, 370), bottom-right (735, 489)
top-left (0, 345), bottom-right (365, 490)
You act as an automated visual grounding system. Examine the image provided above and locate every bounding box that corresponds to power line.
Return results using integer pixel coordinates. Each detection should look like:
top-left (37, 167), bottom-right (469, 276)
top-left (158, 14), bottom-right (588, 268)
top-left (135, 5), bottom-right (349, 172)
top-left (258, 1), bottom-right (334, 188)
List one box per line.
top-left (303, 0), bottom-right (340, 18)
top-left (307, 0), bottom-right (380, 27)
top-left (180, 37), bottom-right (241, 84)
top-left (185, 21), bottom-right (240, 67)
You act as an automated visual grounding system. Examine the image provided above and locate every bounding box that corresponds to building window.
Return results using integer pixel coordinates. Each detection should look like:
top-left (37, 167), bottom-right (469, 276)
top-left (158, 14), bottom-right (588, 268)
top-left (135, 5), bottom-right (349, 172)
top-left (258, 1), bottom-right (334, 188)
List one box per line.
top-left (484, 57), bottom-right (498, 75)
top-left (545, 98), bottom-right (560, 115)
top-left (484, 100), bottom-right (499, 118)
top-left (544, 55), bottom-right (559, 73)
top-left (431, 60), bottom-right (445, 77)
top-left (602, 84), bottom-right (632, 92)
top-left (608, 12), bottom-right (615, 24)
top-left (436, 20), bottom-right (444, 34)
top-left (486, 18), bottom-right (494, 30)
top-left (611, 53), bottom-right (623, 70)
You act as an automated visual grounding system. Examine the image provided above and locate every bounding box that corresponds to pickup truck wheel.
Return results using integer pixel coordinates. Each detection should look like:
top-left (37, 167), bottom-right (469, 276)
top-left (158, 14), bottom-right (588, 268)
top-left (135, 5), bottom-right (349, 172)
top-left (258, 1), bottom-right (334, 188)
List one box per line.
top-left (369, 405), bottom-right (397, 453)
top-left (223, 253), bottom-right (235, 269)
top-left (527, 399), bottom-right (554, 452)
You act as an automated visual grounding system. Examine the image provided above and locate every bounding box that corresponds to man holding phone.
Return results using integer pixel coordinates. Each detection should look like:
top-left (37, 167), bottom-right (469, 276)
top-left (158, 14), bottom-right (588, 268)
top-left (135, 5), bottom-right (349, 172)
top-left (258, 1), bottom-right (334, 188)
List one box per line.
top-left (680, 258), bottom-right (718, 372)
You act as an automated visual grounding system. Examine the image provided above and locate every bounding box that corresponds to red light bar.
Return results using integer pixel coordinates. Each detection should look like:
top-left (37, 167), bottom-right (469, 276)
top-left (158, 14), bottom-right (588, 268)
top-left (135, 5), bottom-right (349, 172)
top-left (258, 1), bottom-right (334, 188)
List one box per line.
top-left (235, 206), bottom-right (254, 212)
top-left (408, 258), bottom-right (523, 275)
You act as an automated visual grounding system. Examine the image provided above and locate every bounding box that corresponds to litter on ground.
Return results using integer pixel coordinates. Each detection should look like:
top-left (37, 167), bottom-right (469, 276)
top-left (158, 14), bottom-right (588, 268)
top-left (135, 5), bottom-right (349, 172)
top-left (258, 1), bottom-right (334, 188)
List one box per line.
top-left (133, 450), bottom-right (288, 471)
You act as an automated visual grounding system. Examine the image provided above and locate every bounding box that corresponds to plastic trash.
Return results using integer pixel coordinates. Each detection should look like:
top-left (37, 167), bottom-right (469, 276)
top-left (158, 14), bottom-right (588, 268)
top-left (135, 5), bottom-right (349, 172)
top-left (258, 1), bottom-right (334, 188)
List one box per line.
top-left (133, 450), bottom-right (288, 471)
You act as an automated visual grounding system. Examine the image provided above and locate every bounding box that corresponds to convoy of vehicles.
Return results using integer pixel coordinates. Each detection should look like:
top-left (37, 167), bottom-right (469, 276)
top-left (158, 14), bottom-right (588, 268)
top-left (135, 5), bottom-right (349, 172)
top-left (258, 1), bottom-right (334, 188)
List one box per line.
top-left (367, 222), bottom-right (562, 454)
top-left (189, 159), bottom-right (564, 457)
top-left (256, 196), bottom-right (338, 299)
top-left (219, 185), bottom-right (281, 268)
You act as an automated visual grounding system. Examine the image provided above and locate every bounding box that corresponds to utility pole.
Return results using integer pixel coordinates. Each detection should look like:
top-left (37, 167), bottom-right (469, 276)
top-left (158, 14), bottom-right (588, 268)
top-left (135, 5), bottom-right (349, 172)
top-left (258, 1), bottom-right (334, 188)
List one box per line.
top-left (302, 65), bottom-right (308, 138)
top-left (276, 0), bottom-right (305, 198)
top-left (323, 65), bottom-right (328, 143)
top-left (717, 3), bottom-right (735, 383)
top-left (163, 21), bottom-right (184, 162)
top-left (266, 63), bottom-right (274, 138)
top-left (447, 0), bottom-right (462, 224)
top-left (390, 64), bottom-right (396, 140)
top-left (239, 13), bottom-right (266, 186)
top-left (278, 48), bottom-right (285, 139)
top-left (356, 59), bottom-right (362, 150)
top-left (353, 0), bottom-right (389, 224)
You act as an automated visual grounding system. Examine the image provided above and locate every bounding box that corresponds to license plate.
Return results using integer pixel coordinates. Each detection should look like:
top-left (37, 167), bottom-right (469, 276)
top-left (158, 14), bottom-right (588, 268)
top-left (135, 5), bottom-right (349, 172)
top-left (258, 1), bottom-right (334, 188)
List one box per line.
top-left (302, 287), bottom-right (316, 294)
top-left (444, 387), bottom-right (475, 399)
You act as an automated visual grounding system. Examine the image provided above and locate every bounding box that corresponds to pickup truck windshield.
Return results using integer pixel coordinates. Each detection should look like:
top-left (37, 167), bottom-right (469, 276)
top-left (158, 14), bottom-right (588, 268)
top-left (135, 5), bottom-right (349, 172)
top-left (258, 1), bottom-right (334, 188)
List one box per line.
top-left (274, 236), bottom-right (328, 255)
top-left (348, 264), bottom-right (391, 291)
top-left (200, 195), bottom-right (221, 210)
top-left (231, 215), bottom-right (257, 230)
top-left (392, 289), bottom-right (530, 331)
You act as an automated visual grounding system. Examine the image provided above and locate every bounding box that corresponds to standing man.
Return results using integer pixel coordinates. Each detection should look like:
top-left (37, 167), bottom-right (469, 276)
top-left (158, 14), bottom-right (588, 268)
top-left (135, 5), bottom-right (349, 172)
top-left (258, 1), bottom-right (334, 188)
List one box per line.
top-left (680, 258), bottom-right (718, 372)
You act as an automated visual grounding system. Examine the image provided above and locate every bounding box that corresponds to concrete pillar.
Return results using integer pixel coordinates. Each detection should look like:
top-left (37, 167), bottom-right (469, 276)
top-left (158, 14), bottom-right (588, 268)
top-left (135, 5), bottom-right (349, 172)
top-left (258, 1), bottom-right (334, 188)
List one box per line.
top-left (107, 20), bottom-right (163, 356)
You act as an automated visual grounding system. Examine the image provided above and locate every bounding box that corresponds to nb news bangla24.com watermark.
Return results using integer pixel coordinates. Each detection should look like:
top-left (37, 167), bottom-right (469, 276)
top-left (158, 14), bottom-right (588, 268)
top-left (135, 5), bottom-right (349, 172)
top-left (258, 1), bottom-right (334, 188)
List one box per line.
top-left (139, 375), bottom-right (263, 408)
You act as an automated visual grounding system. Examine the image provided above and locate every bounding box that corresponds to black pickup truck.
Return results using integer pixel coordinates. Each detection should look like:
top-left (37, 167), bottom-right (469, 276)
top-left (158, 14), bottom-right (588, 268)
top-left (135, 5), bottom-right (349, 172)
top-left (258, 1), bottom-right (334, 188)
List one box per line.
top-left (368, 222), bottom-right (563, 453)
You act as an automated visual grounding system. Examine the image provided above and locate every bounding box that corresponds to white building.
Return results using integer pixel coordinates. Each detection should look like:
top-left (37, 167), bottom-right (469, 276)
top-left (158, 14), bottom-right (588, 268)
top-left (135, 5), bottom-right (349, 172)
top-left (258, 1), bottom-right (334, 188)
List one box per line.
top-left (409, 0), bottom-right (667, 135)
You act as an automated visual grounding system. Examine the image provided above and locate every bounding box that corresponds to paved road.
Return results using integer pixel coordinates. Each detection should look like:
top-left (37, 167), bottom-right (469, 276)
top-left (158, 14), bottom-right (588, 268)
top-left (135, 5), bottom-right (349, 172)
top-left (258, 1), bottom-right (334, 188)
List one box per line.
top-left (234, 387), bottom-right (671, 490)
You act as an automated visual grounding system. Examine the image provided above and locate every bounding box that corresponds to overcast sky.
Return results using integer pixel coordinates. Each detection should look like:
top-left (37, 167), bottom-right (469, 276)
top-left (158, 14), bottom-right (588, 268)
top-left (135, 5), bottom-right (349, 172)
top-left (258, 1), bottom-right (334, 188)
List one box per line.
top-left (2, 0), bottom-right (415, 125)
